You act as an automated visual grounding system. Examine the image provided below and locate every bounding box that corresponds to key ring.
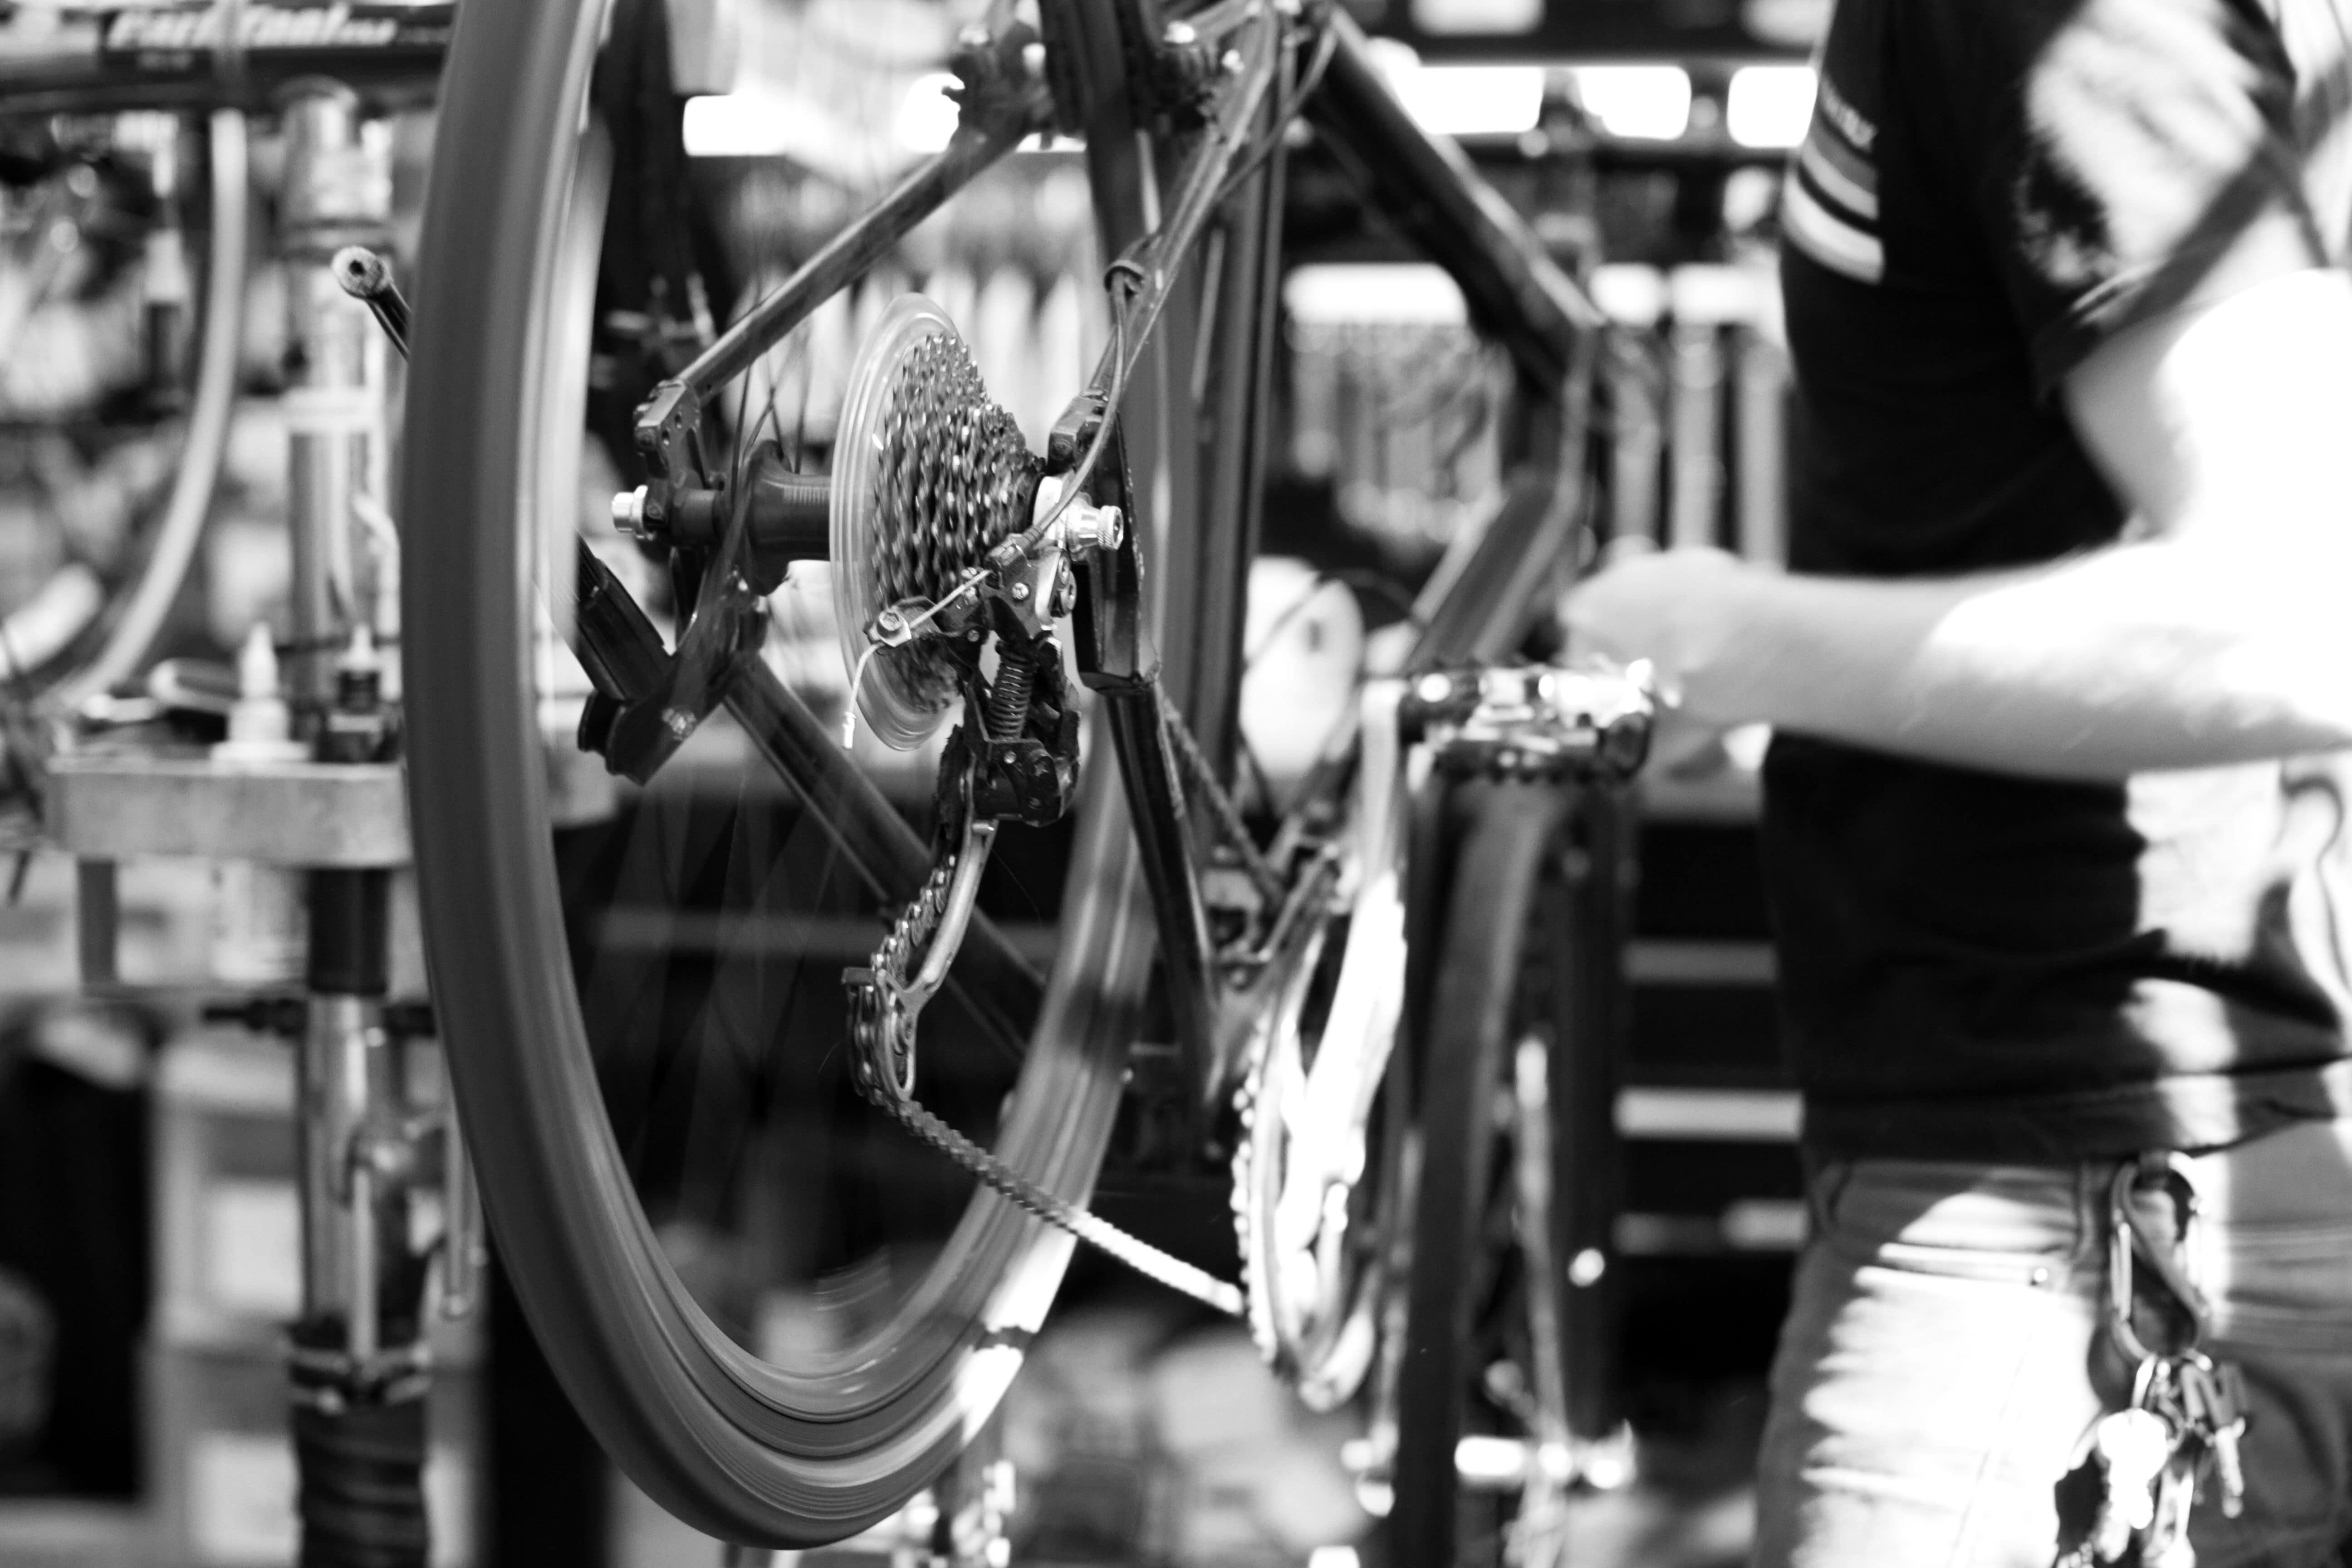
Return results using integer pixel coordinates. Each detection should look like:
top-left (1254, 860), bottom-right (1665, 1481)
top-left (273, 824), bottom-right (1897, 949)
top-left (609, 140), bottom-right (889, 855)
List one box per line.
top-left (2106, 1153), bottom-right (2213, 1366)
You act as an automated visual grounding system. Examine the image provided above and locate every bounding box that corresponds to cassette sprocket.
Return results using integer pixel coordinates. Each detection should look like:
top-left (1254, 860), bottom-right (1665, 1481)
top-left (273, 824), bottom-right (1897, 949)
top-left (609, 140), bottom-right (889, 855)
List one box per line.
top-left (829, 294), bottom-right (1041, 749)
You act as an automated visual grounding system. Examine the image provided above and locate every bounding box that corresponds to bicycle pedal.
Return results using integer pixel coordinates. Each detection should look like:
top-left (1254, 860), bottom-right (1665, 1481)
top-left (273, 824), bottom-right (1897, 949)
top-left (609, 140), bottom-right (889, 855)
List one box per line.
top-left (1405, 662), bottom-right (1654, 781)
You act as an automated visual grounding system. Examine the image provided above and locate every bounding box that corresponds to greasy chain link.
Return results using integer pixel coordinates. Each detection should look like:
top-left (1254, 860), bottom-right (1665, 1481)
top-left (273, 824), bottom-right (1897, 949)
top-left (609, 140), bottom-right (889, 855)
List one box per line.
top-left (856, 853), bottom-right (962, 1097)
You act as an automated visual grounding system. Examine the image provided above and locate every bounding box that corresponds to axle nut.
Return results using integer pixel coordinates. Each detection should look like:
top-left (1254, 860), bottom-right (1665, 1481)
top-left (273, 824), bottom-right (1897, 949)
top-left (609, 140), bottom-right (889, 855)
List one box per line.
top-left (613, 485), bottom-right (650, 534)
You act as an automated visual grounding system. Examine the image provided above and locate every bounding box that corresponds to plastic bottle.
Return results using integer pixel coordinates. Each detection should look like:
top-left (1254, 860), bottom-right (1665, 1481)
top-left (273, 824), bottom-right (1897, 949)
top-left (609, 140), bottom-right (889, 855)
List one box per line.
top-left (209, 624), bottom-right (309, 986)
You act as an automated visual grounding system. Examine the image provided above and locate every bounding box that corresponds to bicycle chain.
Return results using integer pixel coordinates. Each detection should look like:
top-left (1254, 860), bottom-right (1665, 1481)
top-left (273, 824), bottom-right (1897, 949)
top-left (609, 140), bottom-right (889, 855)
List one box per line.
top-left (847, 719), bottom-right (1253, 1316)
top-left (855, 1063), bottom-right (1244, 1317)
top-left (845, 328), bottom-right (1256, 1318)
top-left (853, 853), bottom-right (962, 1098)
top-left (1162, 695), bottom-right (1282, 904)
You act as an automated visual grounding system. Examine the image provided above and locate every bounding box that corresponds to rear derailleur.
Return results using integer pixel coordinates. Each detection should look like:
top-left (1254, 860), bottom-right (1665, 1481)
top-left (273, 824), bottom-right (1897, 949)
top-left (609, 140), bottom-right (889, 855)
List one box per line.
top-left (844, 590), bottom-right (1087, 1104)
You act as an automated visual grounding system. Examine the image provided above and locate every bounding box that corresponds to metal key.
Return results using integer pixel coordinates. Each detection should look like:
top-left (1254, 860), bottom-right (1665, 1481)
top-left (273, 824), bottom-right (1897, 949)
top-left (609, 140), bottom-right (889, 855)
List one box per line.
top-left (2176, 1353), bottom-right (2249, 1519)
top-left (2089, 1405), bottom-right (2176, 1562)
top-left (2146, 1460), bottom-right (2198, 1568)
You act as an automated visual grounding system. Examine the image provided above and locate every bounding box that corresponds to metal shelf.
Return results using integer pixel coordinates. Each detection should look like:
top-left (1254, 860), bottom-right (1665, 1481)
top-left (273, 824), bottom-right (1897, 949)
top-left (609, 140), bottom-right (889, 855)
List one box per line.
top-left (46, 753), bottom-right (409, 867)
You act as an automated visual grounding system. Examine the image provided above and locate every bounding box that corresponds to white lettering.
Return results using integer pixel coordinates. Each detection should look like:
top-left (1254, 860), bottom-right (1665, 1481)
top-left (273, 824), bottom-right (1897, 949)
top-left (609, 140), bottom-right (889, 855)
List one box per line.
top-left (106, 5), bottom-right (403, 54)
top-left (1817, 73), bottom-right (1877, 152)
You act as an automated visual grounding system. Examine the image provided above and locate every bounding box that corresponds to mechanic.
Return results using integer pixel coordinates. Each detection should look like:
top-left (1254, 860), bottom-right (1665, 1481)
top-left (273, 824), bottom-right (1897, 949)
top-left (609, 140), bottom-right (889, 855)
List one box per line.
top-left (1566, 0), bottom-right (2352, 1562)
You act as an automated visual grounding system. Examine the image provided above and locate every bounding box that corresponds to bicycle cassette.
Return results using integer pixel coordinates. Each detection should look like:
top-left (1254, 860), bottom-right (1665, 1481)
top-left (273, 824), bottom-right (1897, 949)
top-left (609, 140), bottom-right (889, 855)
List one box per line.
top-left (830, 294), bottom-right (1041, 750)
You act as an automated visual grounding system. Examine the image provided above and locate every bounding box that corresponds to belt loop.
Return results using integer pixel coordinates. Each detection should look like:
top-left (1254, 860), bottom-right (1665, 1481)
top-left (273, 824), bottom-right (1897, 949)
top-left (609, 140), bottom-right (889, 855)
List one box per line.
top-left (2072, 1159), bottom-right (2105, 1266)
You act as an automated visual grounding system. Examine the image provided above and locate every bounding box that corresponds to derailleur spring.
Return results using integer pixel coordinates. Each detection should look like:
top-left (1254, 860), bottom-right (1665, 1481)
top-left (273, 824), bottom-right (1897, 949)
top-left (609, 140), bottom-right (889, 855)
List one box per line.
top-left (985, 641), bottom-right (1036, 740)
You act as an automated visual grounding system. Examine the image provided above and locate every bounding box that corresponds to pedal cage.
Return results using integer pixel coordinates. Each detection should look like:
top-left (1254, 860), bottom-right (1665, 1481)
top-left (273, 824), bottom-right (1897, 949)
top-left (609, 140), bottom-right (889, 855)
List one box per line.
top-left (1405, 661), bottom-right (1655, 783)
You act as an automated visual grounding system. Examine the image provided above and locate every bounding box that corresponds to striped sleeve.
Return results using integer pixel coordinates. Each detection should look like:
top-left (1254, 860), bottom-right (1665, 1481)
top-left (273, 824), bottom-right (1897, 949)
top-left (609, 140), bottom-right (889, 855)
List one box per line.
top-left (1784, 102), bottom-right (1883, 284)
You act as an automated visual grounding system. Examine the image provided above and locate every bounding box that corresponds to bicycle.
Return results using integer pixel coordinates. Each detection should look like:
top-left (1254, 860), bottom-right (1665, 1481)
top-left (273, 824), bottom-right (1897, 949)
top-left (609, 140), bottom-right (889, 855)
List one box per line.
top-left (398, 0), bottom-right (1651, 1554)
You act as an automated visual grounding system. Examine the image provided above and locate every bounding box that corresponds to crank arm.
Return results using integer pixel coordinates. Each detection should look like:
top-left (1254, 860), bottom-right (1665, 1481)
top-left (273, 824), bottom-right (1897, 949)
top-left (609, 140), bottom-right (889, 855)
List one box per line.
top-left (1295, 681), bottom-right (1411, 1133)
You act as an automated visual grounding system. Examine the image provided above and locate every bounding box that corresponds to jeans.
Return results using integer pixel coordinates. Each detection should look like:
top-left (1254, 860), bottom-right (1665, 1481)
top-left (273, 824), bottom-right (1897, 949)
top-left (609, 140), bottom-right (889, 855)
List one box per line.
top-left (1754, 1119), bottom-right (2352, 1568)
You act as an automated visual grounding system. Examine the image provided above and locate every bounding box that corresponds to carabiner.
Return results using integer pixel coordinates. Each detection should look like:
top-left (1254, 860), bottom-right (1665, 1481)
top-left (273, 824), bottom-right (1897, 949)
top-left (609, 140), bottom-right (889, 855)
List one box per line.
top-left (2106, 1152), bottom-right (2211, 1365)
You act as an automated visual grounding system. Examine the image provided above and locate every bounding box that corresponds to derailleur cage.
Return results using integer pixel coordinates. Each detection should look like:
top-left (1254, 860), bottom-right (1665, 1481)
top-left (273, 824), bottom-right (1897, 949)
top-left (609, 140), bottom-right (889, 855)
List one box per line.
top-left (847, 765), bottom-right (1000, 1104)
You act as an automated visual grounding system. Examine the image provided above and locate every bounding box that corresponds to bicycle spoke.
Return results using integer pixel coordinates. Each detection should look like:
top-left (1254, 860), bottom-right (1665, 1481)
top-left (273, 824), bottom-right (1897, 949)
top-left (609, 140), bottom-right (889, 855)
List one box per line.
top-left (668, 34), bottom-right (1049, 405)
top-left (720, 651), bottom-right (1041, 1059)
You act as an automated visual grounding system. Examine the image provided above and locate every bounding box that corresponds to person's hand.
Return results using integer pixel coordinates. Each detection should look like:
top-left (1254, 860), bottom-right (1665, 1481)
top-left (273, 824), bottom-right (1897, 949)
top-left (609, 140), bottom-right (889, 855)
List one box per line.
top-left (1563, 545), bottom-right (1763, 724)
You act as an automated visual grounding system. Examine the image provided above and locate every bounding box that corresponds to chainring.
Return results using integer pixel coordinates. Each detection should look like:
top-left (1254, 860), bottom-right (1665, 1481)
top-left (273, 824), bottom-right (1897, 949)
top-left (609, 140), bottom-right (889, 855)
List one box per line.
top-left (1235, 824), bottom-right (1412, 1411)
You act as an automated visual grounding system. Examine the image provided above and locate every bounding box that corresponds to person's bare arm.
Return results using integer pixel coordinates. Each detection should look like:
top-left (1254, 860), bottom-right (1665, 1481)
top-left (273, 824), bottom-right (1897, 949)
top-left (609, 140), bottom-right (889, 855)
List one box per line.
top-left (1564, 268), bottom-right (2352, 781)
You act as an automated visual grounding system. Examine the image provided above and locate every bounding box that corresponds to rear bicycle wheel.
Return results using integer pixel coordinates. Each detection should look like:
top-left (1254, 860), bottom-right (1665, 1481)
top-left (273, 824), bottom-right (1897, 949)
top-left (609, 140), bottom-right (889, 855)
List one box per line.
top-left (1387, 779), bottom-right (1625, 1567)
top-left (401, 0), bottom-right (1279, 1548)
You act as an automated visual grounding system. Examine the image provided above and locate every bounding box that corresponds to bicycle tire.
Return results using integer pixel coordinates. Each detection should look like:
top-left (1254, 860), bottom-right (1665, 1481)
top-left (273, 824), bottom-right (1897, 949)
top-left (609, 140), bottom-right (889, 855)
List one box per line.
top-left (401, 0), bottom-right (1270, 1547)
top-left (1387, 779), bottom-right (1615, 1566)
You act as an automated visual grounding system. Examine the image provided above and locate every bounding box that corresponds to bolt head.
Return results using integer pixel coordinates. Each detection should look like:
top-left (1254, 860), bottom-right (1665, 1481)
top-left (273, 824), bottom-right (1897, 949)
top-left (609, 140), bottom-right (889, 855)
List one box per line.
top-left (662, 707), bottom-right (695, 739)
top-left (1416, 672), bottom-right (1453, 704)
top-left (878, 608), bottom-right (903, 628)
top-left (1165, 20), bottom-right (1197, 45)
top-left (612, 486), bottom-right (649, 532)
top-left (1010, 581), bottom-right (1031, 601)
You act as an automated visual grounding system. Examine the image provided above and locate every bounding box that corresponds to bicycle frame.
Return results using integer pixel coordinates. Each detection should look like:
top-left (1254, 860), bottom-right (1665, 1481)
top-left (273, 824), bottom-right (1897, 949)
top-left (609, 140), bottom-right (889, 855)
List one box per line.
top-left (573, 1), bottom-right (1610, 1120)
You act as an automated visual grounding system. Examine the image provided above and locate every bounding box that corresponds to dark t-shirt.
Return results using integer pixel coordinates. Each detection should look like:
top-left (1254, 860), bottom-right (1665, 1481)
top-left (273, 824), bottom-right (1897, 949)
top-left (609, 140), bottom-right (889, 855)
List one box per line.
top-left (1770, 0), bottom-right (2352, 1160)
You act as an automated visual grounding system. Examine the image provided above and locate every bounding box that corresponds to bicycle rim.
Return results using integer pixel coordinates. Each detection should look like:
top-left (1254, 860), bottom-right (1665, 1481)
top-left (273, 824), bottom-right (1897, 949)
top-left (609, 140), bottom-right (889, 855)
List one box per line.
top-left (400, 0), bottom-right (1233, 1544)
